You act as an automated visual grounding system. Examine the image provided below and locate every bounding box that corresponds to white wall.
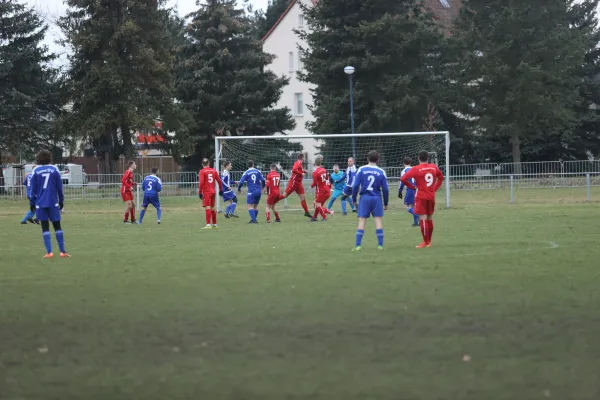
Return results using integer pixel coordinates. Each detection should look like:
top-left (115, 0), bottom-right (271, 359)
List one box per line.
top-left (263, 0), bottom-right (318, 159)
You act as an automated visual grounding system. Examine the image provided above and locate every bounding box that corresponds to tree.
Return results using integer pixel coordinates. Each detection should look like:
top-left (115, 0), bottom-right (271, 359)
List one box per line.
top-left (0, 0), bottom-right (59, 162)
top-left (446, 0), bottom-right (588, 169)
top-left (175, 0), bottom-right (294, 169)
top-left (298, 0), bottom-right (445, 165)
top-left (256, 0), bottom-right (293, 39)
top-left (59, 0), bottom-right (183, 174)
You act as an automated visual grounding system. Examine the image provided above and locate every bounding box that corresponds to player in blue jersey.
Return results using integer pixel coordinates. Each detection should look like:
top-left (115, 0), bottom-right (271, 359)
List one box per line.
top-left (351, 150), bottom-right (389, 251)
top-left (139, 167), bottom-right (162, 224)
top-left (221, 161), bottom-right (239, 218)
top-left (398, 157), bottom-right (419, 226)
top-left (237, 160), bottom-right (265, 223)
top-left (327, 164), bottom-right (353, 215)
top-left (21, 168), bottom-right (39, 224)
top-left (29, 150), bottom-right (70, 258)
top-left (340, 157), bottom-right (357, 213)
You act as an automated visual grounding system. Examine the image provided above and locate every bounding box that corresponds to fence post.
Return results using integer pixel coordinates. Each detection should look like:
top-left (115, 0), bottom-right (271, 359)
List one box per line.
top-left (136, 184), bottom-right (141, 211)
top-left (510, 175), bottom-right (515, 203)
top-left (587, 173), bottom-right (591, 201)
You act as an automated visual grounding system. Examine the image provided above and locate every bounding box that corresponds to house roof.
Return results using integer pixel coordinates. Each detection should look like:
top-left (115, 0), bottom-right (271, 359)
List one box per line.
top-left (261, 0), bottom-right (460, 42)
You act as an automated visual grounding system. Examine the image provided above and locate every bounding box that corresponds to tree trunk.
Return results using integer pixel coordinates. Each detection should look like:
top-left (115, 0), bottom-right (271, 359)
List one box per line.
top-left (121, 123), bottom-right (134, 160)
top-left (510, 131), bottom-right (522, 175)
top-left (0, 149), bottom-right (4, 195)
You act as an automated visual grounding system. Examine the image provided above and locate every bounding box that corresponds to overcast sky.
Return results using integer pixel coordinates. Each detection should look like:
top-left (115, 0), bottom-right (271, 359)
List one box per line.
top-left (25, 0), bottom-right (271, 65)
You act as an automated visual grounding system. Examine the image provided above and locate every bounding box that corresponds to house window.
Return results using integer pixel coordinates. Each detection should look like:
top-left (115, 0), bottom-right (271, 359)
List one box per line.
top-left (299, 14), bottom-right (304, 27)
top-left (439, 0), bottom-right (450, 8)
top-left (294, 93), bottom-right (304, 116)
top-left (288, 51), bottom-right (294, 72)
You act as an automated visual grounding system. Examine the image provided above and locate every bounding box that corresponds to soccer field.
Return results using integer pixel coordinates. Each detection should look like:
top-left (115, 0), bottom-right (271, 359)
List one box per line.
top-left (1, 190), bottom-right (599, 400)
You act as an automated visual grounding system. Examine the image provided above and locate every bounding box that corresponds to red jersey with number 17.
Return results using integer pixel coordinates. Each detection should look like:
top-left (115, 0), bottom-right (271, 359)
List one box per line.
top-left (266, 171), bottom-right (281, 195)
top-left (311, 166), bottom-right (331, 193)
top-left (400, 163), bottom-right (444, 201)
top-left (199, 167), bottom-right (222, 194)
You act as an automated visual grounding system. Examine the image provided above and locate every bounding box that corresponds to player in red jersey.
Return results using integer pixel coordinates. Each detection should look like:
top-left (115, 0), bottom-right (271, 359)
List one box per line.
top-left (278, 153), bottom-right (311, 217)
top-left (198, 158), bottom-right (223, 229)
top-left (400, 150), bottom-right (445, 248)
top-left (121, 161), bottom-right (137, 224)
top-left (265, 164), bottom-right (282, 223)
top-left (310, 155), bottom-right (333, 222)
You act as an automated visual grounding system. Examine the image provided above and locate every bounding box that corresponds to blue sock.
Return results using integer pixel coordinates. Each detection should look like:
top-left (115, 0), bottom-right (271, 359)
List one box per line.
top-left (349, 199), bottom-right (356, 211)
top-left (328, 198), bottom-right (335, 210)
top-left (225, 204), bottom-right (231, 215)
top-left (356, 229), bottom-right (365, 247)
top-left (231, 203), bottom-right (237, 214)
top-left (22, 210), bottom-right (32, 222)
top-left (376, 228), bottom-right (384, 247)
top-left (248, 209), bottom-right (255, 221)
top-left (42, 231), bottom-right (52, 253)
top-left (157, 208), bottom-right (162, 221)
top-left (341, 198), bottom-right (347, 214)
top-left (55, 230), bottom-right (66, 253)
top-left (139, 209), bottom-right (146, 223)
top-left (253, 209), bottom-right (259, 221)
top-left (408, 207), bottom-right (419, 225)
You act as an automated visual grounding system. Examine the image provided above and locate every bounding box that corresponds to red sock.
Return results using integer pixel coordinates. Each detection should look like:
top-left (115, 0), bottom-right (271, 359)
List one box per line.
top-left (278, 194), bottom-right (285, 201)
top-left (324, 208), bottom-right (331, 215)
top-left (318, 206), bottom-right (327, 219)
top-left (274, 212), bottom-right (280, 220)
top-left (312, 208), bottom-right (319, 219)
top-left (205, 209), bottom-right (212, 225)
top-left (266, 211), bottom-right (271, 222)
top-left (301, 200), bottom-right (309, 213)
top-left (130, 208), bottom-right (136, 222)
top-left (420, 220), bottom-right (426, 242)
top-left (212, 210), bottom-right (217, 225)
top-left (124, 210), bottom-right (129, 222)
top-left (426, 220), bottom-right (434, 243)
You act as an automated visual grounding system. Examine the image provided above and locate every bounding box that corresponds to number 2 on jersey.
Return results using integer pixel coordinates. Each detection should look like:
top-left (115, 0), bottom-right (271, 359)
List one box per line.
top-left (425, 173), bottom-right (434, 187)
top-left (366, 175), bottom-right (375, 191)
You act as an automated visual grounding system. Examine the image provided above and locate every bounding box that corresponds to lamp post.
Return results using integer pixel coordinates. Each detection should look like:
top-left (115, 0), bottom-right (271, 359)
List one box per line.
top-left (344, 66), bottom-right (356, 158)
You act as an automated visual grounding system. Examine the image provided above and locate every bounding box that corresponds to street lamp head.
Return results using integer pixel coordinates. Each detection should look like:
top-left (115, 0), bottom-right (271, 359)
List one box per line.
top-left (344, 66), bottom-right (355, 75)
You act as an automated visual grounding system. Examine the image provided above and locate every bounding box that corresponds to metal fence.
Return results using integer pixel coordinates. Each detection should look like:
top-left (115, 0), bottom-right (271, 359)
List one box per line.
top-left (2, 161), bottom-right (600, 204)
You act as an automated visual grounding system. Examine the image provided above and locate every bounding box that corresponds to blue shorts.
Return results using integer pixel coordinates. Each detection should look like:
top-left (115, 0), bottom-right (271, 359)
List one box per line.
top-left (247, 191), bottom-right (262, 205)
top-left (404, 189), bottom-right (415, 206)
top-left (36, 206), bottom-right (61, 222)
top-left (358, 195), bottom-right (384, 218)
top-left (223, 191), bottom-right (236, 202)
top-left (142, 195), bottom-right (160, 209)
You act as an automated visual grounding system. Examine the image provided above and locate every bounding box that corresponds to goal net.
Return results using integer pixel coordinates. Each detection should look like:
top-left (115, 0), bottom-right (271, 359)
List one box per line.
top-left (215, 132), bottom-right (450, 211)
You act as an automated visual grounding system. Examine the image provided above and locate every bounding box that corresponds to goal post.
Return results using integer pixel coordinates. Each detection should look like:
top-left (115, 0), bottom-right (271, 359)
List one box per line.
top-left (214, 131), bottom-right (451, 211)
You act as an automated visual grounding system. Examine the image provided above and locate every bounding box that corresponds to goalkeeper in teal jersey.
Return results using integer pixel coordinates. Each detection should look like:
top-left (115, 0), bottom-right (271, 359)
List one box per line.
top-left (327, 164), bottom-right (355, 215)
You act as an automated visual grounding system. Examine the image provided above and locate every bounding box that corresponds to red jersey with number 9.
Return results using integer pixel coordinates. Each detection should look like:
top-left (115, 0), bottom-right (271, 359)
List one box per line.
top-left (312, 166), bottom-right (331, 193)
top-left (266, 171), bottom-right (281, 195)
top-left (199, 167), bottom-right (222, 194)
top-left (400, 163), bottom-right (444, 201)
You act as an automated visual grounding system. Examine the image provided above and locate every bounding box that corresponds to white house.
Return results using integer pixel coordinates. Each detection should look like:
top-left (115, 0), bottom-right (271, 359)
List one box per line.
top-left (262, 0), bottom-right (318, 159)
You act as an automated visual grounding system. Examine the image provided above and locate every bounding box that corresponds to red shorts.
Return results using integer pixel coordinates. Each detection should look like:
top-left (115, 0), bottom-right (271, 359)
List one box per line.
top-left (121, 190), bottom-right (134, 202)
top-left (267, 193), bottom-right (281, 206)
top-left (414, 198), bottom-right (435, 216)
top-left (202, 193), bottom-right (216, 208)
top-left (315, 191), bottom-right (331, 205)
top-left (285, 182), bottom-right (305, 196)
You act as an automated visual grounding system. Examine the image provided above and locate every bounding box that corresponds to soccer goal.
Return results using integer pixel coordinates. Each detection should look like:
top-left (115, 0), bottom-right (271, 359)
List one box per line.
top-left (214, 132), bottom-right (451, 211)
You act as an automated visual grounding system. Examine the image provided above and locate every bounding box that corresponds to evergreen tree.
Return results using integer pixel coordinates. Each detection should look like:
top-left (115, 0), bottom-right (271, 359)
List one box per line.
top-left (298, 0), bottom-right (445, 166)
top-left (256, 0), bottom-right (293, 39)
top-left (175, 0), bottom-right (294, 167)
top-left (59, 0), bottom-right (182, 173)
top-left (0, 0), bottom-right (59, 162)
top-left (447, 0), bottom-right (587, 168)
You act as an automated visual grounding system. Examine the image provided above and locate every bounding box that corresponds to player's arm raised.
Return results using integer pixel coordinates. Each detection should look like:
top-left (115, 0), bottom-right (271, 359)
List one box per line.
top-left (400, 169), bottom-right (416, 191)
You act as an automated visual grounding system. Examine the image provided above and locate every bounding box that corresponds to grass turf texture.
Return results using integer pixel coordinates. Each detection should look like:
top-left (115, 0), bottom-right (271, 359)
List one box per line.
top-left (1, 190), bottom-right (599, 400)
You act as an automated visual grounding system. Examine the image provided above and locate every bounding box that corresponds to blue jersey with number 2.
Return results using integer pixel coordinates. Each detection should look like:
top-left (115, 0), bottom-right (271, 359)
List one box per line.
top-left (352, 165), bottom-right (389, 205)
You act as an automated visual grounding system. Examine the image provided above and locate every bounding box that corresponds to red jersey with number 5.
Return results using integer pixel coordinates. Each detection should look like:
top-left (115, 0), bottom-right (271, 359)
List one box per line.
top-left (400, 163), bottom-right (444, 201)
top-left (199, 167), bottom-right (222, 194)
top-left (312, 166), bottom-right (331, 193)
top-left (266, 171), bottom-right (281, 195)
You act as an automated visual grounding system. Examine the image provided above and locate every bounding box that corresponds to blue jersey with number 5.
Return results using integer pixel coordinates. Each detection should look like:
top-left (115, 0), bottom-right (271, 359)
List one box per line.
top-left (351, 165), bottom-right (389, 206)
top-left (238, 168), bottom-right (265, 193)
top-left (142, 175), bottom-right (162, 196)
top-left (30, 165), bottom-right (64, 208)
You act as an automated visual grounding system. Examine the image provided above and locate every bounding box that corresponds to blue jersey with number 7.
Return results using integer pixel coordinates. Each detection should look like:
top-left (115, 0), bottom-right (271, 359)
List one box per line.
top-left (351, 165), bottom-right (389, 206)
top-left (238, 168), bottom-right (265, 193)
top-left (30, 165), bottom-right (64, 208)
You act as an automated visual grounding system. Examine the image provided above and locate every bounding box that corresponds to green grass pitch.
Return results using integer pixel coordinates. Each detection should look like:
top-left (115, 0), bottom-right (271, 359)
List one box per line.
top-left (1, 189), bottom-right (599, 400)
